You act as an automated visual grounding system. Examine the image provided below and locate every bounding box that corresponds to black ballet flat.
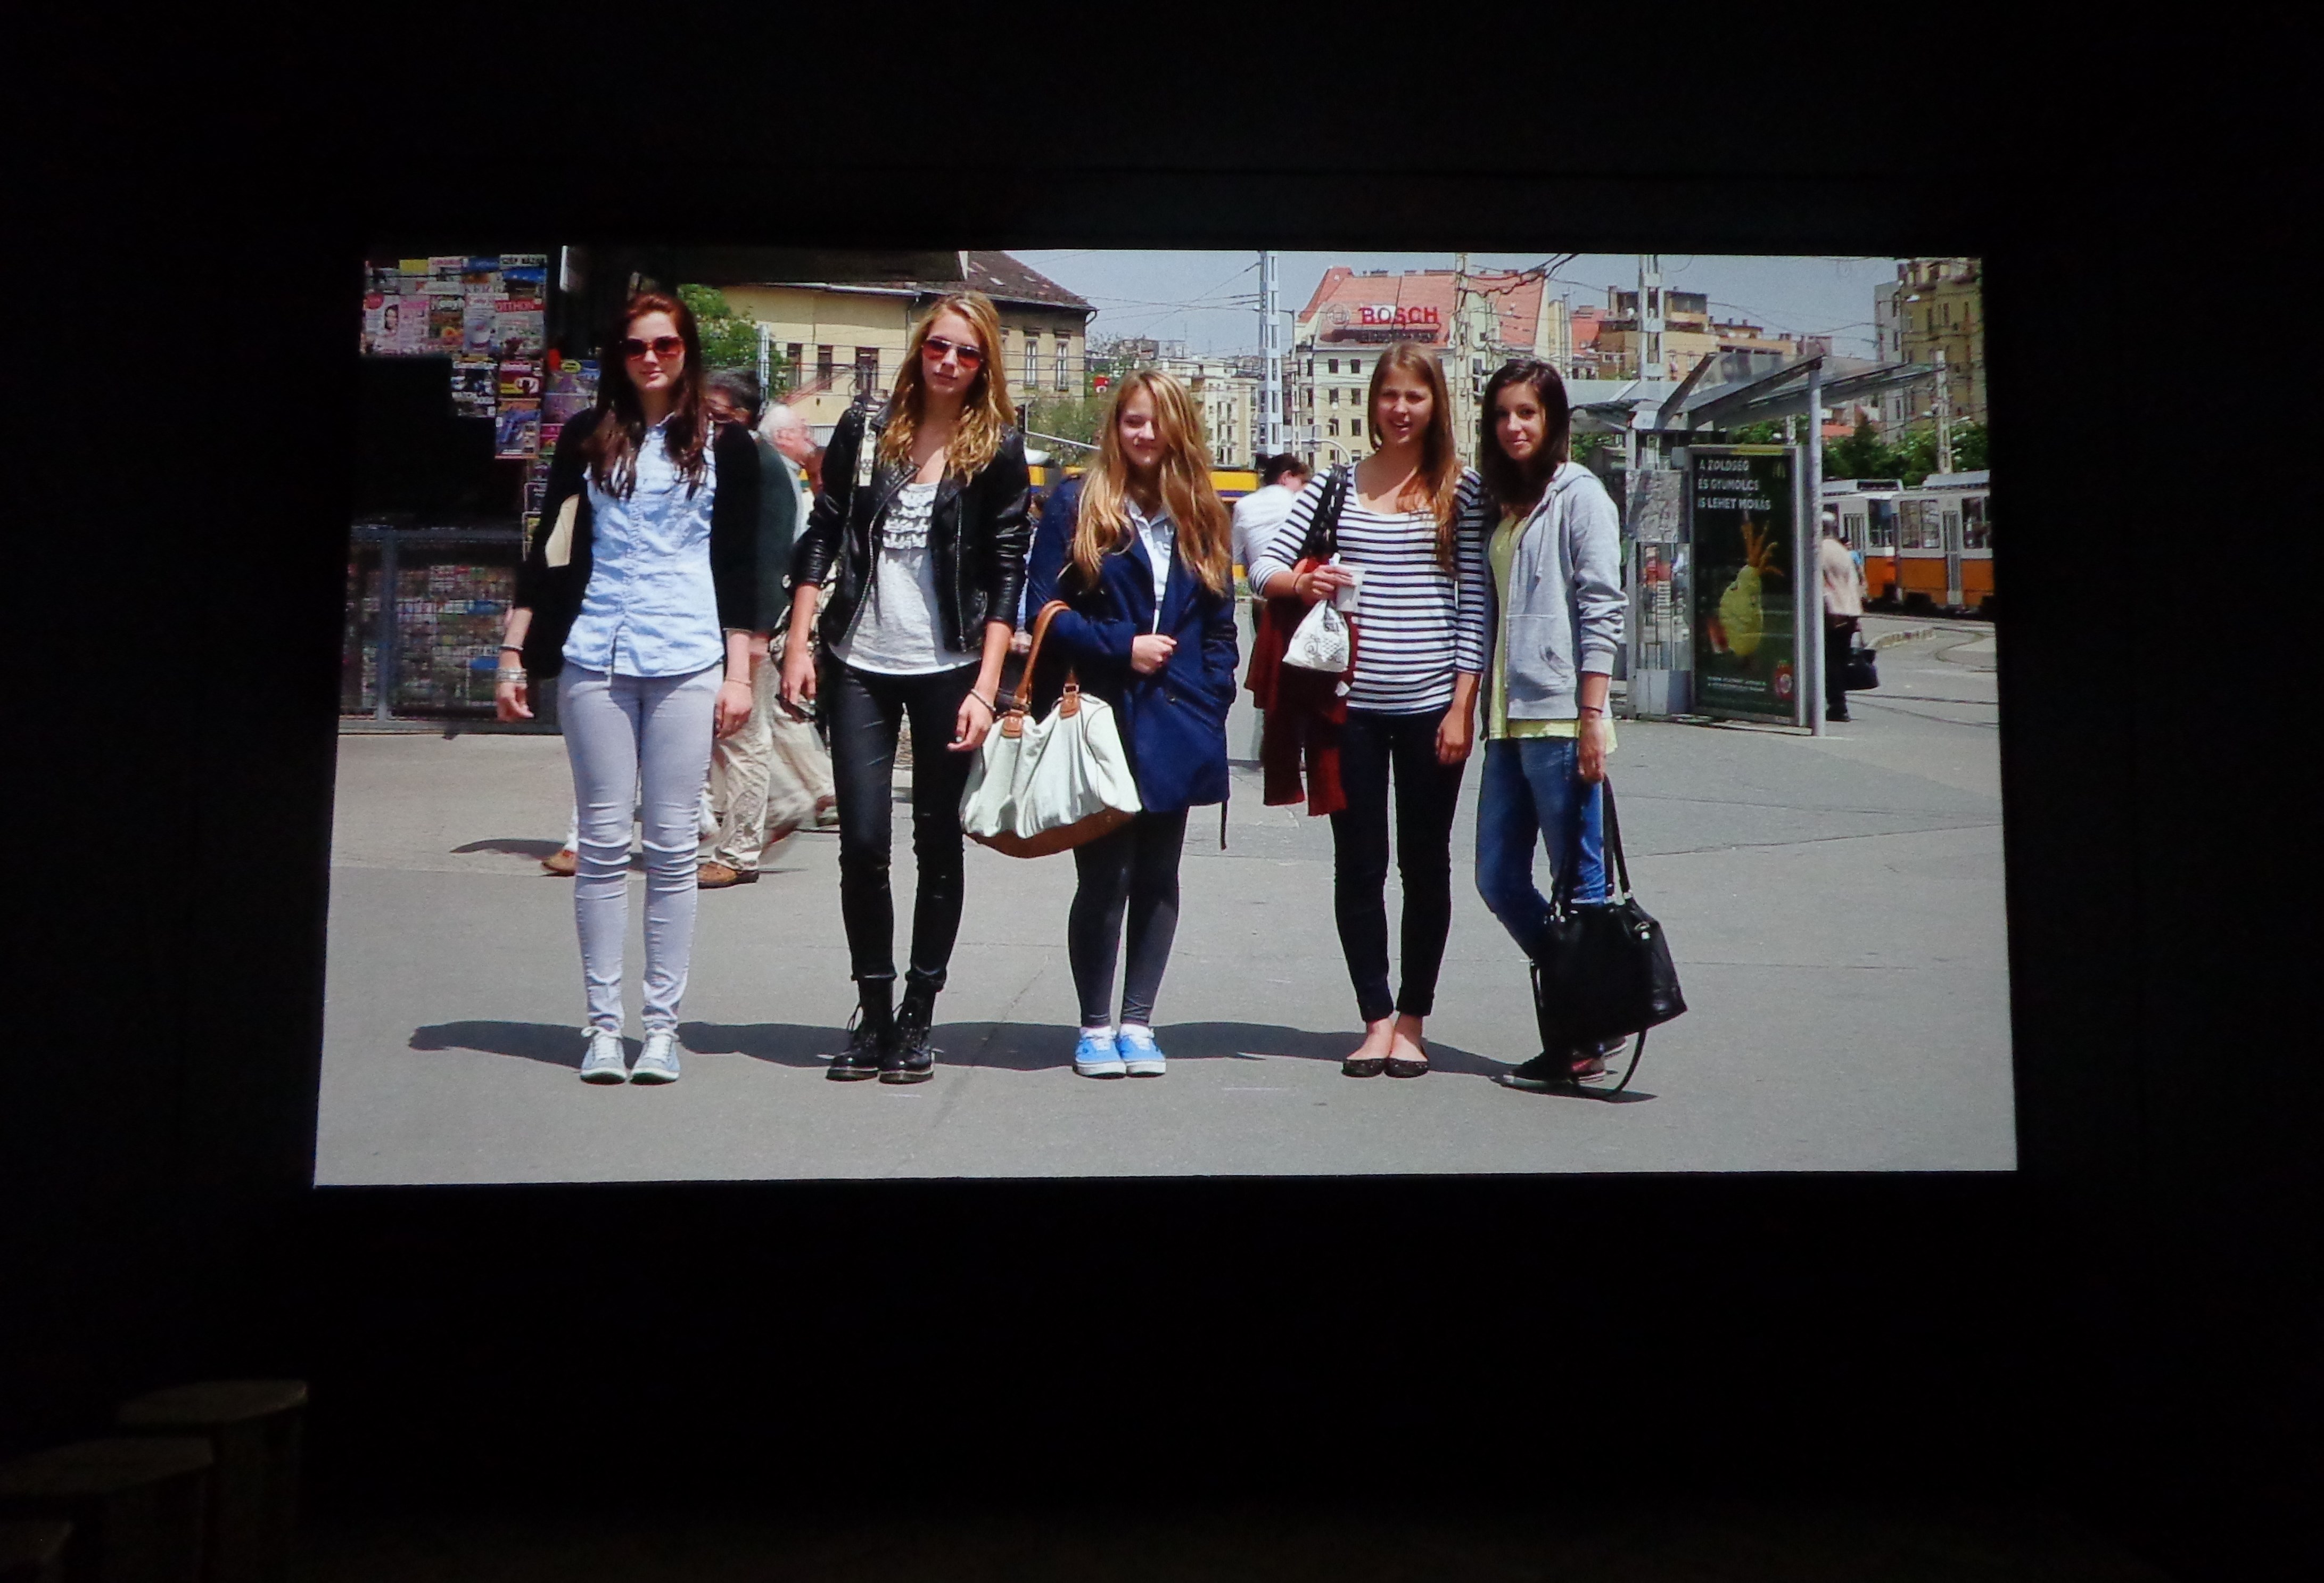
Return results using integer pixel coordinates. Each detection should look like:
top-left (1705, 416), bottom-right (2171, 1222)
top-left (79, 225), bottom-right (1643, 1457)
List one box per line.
top-left (1385, 1051), bottom-right (1430, 1078)
top-left (1341, 1056), bottom-right (1387, 1078)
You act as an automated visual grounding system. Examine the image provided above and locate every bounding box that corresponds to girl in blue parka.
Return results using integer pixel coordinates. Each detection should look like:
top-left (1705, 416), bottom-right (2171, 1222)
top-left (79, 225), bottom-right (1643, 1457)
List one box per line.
top-left (1025, 371), bottom-right (1240, 1077)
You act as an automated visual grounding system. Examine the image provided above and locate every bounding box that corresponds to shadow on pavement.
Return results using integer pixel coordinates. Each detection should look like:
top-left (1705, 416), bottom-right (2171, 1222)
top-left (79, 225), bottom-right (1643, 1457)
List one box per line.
top-left (678, 1023), bottom-right (838, 1068)
top-left (451, 837), bottom-right (564, 859)
top-left (410, 1020), bottom-right (594, 1068)
top-left (925, 1020), bottom-right (1514, 1077)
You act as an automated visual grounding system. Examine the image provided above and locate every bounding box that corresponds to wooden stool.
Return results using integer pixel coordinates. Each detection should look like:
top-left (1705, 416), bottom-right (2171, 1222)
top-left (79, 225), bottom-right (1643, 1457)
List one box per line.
top-left (115, 1384), bottom-right (305, 1583)
top-left (0, 1521), bottom-right (73, 1583)
top-left (0, 1438), bottom-right (212, 1583)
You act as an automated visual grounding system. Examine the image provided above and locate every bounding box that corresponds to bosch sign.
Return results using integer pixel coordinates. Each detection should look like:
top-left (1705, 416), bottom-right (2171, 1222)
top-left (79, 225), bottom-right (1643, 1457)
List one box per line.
top-left (1322, 301), bottom-right (1444, 343)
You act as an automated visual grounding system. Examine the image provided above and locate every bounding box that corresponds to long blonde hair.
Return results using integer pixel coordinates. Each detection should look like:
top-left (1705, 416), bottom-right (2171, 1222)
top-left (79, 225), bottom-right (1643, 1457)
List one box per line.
top-left (879, 292), bottom-right (1016, 479)
top-left (1068, 370), bottom-right (1232, 598)
top-left (1366, 341), bottom-right (1463, 569)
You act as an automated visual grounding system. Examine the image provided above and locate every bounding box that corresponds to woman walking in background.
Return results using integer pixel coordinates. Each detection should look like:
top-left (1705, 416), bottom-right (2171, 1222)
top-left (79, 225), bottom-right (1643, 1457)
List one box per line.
top-left (496, 292), bottom-right (762, 1084)
top-left (1464, 360), bottom-right (1628, 1091)
top-left (1247, 343), bottom-right (1488, 1078)
top-left (779, 293), bottom-right (1031, 1084)
top-left (1026, 371), bottom-right (1239, 1078)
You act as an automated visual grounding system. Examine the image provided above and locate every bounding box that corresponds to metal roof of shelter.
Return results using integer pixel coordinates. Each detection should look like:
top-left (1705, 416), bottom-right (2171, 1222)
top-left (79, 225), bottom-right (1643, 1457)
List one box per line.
top-left (1679, 354), bottom-right (1932, 429)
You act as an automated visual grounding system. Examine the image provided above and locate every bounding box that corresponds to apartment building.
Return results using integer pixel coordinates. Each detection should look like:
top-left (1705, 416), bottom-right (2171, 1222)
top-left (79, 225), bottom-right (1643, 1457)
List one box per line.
top-left (1872, 257), bottom-right (1985, 434)
top-left (716, 251), bottom-right (1093, 435)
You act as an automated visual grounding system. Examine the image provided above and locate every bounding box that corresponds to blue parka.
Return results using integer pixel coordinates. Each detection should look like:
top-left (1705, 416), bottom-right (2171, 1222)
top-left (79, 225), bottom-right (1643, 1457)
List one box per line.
top-left (1024, 480), bottom-right (1240, 812)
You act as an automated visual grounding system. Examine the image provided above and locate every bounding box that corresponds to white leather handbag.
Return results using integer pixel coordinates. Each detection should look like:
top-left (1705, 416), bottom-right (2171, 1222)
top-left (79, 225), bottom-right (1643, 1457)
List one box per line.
top-left (960, 600), bottom-right (1141, 858)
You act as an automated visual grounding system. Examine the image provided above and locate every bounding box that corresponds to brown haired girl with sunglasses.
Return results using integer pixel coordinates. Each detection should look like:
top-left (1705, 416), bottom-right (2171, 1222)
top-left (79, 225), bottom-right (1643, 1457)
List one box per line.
top-left (778, 291), bottom-right (1033, 1084)
top-left (497, 291), bottom-right (765, 1085)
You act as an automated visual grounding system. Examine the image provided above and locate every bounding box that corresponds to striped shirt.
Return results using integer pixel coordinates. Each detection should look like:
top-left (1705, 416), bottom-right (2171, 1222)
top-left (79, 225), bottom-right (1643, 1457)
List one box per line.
top-left (1249, 467), bottom-right (1489, 713)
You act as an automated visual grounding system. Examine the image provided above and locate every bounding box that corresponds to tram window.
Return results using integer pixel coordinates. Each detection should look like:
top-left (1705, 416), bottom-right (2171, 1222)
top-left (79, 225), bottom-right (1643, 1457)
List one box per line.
top-left (1963, 497), bottom-right (1990, 548)
top-left (1844, 512), bottom-right (1865, 547)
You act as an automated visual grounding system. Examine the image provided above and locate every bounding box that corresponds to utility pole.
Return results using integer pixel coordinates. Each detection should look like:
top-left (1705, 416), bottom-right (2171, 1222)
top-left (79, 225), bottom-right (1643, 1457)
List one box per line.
top-left (756, 323), bottom-right (771, 399)
top-left (1452, 251), bottom-right (1478, 466)
top-left (1933, 345), bottom-right (1955, 474)
top-left (1637, 253), bottom-right (1664, 382)
top-left (1259, 250), bottom-right (1284, 459)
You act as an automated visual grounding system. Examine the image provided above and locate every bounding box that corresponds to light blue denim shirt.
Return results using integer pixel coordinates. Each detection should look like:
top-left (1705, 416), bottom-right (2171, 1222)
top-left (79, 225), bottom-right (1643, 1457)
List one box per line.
top-left (564, 418), bottom-right (723, 677)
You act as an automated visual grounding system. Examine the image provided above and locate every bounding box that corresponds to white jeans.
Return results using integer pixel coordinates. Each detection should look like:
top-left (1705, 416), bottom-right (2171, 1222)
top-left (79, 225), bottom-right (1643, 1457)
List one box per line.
top-left (558, 664), bottom-right (721, 1034)
top-left (708, 630), bottom-right (834, 870)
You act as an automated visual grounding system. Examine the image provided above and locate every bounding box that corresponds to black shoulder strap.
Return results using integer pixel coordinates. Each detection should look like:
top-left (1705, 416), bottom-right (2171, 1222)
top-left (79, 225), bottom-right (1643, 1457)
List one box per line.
top-left (1300, 465), bottom-right (1350, 563)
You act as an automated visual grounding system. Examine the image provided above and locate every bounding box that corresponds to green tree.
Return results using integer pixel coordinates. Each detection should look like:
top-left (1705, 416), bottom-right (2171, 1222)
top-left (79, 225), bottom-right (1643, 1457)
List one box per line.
top-left (1019, 393), bottom-right (1107, 454)
top-left (1952, 422), bottom-right (1989, 471)
top-left (1888, 427), bottom-right (1940, 485)
top-left (1728, 420), bottom-right (1785, 445)
top-left (675, 284), bottom-right (783, 386)
top-left (1824, 418), bottom-right (1893, 480)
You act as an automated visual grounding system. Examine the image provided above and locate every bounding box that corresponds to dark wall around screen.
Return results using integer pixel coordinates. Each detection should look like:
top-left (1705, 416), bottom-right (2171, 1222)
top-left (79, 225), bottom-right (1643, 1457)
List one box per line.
top-left (8, 26), bottom-right (2311, 1581)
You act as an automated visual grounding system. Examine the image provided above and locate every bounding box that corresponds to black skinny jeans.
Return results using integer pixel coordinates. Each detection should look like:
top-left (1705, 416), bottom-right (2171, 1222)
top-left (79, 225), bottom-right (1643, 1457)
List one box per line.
top-left (1068, 809), bottom-right (1189, 1027)
top-left (1329, 705), bottom-right (1468, 1024)
top-left (821, 655), bottom-right (978, 993)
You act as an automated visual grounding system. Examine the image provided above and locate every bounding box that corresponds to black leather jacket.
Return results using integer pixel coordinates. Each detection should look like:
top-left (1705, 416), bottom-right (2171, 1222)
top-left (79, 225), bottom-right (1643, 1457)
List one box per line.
top-left (789, 402), bottom-right (1032, 656)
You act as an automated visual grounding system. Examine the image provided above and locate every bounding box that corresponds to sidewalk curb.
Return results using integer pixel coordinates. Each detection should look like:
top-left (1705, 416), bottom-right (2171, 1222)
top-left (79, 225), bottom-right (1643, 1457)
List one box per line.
top-left (1868, 625), bottom-right (1934, 651)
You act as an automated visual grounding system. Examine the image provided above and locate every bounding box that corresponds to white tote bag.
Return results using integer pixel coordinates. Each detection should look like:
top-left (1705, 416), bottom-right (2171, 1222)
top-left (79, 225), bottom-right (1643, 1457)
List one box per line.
top-left (961, 601), bottom-right (1141, 858)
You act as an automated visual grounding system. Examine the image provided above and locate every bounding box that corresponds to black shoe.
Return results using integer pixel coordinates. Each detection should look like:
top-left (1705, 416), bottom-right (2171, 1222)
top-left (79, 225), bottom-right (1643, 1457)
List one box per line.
top-left (881, 985), bottom-right (938, 1084)
top-left (826, 1009), bottom-right (887, 1082)
top-left (1495, 1046), bottom-right (1608, 1092)
top-left (1827, 708), bottom-right (1851, 722)
top-left (881, 1017), bottom-right (936, 1084)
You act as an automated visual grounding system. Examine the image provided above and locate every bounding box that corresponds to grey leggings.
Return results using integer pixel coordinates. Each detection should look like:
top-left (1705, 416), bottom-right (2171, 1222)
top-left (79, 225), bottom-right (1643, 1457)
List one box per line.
top-left (558, 663), bottom-right (722, 1034)
top-left (1068, 809), bottom-right (1189, 1028)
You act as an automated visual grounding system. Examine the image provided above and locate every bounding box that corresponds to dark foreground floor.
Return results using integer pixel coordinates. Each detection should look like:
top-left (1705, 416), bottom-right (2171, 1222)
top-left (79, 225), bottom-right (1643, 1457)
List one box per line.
top-left (299, 1496), bottom-right (2176, 1582)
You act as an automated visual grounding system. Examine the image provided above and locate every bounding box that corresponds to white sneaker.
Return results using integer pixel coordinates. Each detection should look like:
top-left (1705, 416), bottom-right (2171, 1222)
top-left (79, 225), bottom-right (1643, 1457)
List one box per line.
top-left (579, 1028), bottom-right (628, 1084)
top-left (630, 1030), bottom-right (682, 1084)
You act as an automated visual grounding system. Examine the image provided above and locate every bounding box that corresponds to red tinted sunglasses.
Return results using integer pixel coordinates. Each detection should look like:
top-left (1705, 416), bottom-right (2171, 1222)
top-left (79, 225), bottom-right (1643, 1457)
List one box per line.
top-left (921, 335), bottom-right (984, 369)
top-left (622, 335), bottom-right (686, 361)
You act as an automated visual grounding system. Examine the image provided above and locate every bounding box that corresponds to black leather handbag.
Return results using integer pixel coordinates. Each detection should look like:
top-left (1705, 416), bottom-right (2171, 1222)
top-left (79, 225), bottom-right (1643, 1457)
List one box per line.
top-left (1529, 778), bottom-right (1686, 1095)
top-left (1843, 626), bottom-right (1881, 691)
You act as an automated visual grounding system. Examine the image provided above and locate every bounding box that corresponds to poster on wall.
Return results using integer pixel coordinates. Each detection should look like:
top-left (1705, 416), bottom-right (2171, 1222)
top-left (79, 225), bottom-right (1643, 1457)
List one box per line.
top-left (1688, 446), bottom-right (1799, 724)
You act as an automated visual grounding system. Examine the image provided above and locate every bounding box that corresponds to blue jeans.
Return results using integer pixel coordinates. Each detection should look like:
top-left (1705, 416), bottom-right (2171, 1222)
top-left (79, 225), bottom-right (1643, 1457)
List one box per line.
top-left (1474, 737), bottom-right (1605, 964)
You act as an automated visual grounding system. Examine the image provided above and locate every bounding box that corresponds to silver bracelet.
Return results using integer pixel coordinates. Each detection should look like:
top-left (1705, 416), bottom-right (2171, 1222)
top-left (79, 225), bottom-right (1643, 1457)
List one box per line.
top-left (497, 667), bottom-right (526, 682)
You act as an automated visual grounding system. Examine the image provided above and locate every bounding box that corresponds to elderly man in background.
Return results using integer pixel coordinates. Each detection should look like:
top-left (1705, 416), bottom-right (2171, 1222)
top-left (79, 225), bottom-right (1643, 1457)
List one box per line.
top-left (696, 381), bottom-right (823, 887)
top-left (698, 402), bottom-right (837, 889)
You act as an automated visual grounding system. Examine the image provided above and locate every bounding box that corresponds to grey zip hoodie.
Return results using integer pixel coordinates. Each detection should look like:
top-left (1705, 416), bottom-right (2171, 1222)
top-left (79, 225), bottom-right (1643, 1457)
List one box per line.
top-left (1473, 460), bottom-right (1625, 720)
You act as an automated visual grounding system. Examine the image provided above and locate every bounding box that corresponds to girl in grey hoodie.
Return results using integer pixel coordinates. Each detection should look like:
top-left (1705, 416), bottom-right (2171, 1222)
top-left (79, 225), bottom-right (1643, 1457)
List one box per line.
top-left (1466, 361), bottom-right (1629, 1089)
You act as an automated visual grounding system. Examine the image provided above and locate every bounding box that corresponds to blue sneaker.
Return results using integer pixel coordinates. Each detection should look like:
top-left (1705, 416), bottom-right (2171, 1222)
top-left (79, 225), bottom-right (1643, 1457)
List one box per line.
top-left (1074, 1027), bottom-right (1126, 1078)
top-left (1117, 1024), bottom-right (1166, 1077)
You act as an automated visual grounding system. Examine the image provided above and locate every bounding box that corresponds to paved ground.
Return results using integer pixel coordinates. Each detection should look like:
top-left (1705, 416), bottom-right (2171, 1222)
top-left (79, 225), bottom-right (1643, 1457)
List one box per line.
top-left (317, 618), bottom-right (2010, 1182)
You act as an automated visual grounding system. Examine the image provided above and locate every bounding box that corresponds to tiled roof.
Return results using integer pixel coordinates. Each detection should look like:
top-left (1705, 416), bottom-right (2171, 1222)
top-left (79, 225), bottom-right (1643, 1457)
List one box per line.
top-left (848, 251), bottom-right (1093, 314)
top-left (1297, 265), bottom-right (1550, 351)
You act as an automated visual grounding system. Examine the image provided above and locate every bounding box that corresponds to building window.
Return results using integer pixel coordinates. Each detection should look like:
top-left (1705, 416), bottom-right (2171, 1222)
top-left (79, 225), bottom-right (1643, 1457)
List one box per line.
top-left (1328, 358), bottom-right (1340, 375)
top-left (1350, 417), bottom-right (1362, 439)
top-left (1056, 334), bottom-right (1072, 390)
top-left (1305, 358), bottom-right (1314, 376)
top-left (1327, 418), bottom-right (1339, 437)
top-left (786, 342), bottom-right (803, 377)
top-left (1021, 332), bottom-right (1038, 388)
top-left (1348, 357), bottom-right (1361, 377)
top-left (854, 347), bottom-right (880, 395)
top-left (1328, 387), bottom-right (1340, 406)
top-left (816, 345), bottom-right (835, 386)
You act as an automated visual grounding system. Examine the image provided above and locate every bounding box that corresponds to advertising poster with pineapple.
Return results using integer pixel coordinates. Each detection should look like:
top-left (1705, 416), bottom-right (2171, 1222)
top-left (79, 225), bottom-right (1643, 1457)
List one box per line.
top-left (1691, 447), bottom-right (1799, 723)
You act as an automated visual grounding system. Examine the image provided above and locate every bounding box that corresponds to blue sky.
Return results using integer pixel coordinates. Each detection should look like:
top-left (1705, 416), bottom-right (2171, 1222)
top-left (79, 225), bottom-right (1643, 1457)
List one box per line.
top-left (1008, 251), bottom-right (1901, 361)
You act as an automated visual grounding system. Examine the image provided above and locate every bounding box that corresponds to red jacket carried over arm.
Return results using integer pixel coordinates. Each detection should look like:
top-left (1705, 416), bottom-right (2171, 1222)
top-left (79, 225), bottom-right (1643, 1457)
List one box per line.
top-left (1246, 557), bottom-right (1357, 817)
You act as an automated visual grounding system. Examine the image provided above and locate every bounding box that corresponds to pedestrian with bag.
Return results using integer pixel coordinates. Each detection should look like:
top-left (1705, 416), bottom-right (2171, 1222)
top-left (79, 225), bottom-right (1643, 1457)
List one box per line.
top-left (1024, 371), bottom-right (1239, 1078)
top-left (778, 292), bottom-right (1031, 1084)
top-left (1461, 360), bottom-right (1635, 1090)
top-left (495, 292), bottom-right (762, 1084)
top-left (1819, 507), bottom-right (1867, 723)
top-left (1246, 342), bottom-right (1489, 1078)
